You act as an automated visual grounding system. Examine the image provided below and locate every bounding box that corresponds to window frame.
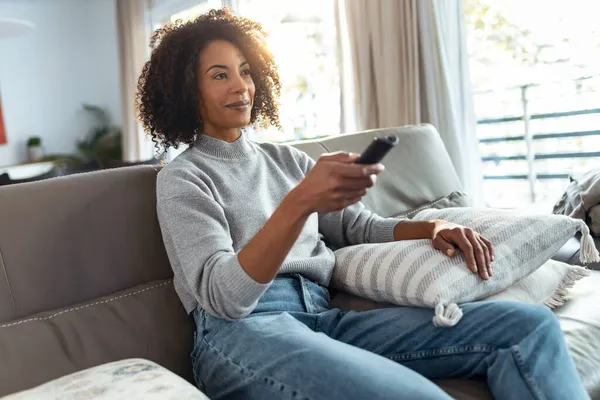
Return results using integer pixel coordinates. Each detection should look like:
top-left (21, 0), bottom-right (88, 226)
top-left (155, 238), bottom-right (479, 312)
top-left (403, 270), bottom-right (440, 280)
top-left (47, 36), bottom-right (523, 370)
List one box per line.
top-left (149, 0), bottom-right (237, 26)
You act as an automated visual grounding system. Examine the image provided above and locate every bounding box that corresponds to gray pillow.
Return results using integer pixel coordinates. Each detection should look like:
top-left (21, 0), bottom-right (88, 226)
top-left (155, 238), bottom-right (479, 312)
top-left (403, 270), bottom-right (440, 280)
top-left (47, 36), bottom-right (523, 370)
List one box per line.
top-left (332, 208), bottom-right (599, 327)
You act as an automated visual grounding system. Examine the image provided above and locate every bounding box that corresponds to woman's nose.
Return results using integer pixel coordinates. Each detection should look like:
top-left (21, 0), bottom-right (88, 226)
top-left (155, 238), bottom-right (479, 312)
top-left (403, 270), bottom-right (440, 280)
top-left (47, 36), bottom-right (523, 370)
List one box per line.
top-left (231, 73), bottom-right (248, 94)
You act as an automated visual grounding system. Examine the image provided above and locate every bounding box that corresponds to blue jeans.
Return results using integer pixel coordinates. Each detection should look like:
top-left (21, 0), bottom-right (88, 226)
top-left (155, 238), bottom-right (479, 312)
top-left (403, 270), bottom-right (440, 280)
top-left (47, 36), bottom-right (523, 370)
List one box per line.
top-left (191, 273), bottom-right (587, 400)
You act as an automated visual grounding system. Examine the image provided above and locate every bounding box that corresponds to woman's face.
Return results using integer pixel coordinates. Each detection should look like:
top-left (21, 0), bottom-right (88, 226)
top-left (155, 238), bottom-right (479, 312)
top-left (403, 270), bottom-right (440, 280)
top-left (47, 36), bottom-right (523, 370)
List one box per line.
top-left (197, 40), bottom-right (255, 134)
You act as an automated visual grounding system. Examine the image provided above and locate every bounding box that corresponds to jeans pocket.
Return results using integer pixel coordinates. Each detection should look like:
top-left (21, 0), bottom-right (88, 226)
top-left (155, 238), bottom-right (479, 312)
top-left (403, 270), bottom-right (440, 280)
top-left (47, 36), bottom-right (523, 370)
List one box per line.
top-left (315, 283), bottom-right (331, 309)
top-left (197, 308), bottom-right (232, 343)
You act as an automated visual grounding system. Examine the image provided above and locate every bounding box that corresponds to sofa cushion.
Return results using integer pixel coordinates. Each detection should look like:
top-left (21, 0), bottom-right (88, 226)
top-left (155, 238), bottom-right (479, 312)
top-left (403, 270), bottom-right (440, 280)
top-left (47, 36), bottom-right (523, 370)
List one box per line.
top-left (0, 166), bottom-right (172, 322)
top-left (288, 140), bottom-right (329, 161)
top-left (0, 279), bottom-right (194, 397)
top-left (312, 124), bottom-right (464, 218)
top-left (393, 191), bottom-right (470, 218)
top-left (556, 271), bottom-right (600, 398)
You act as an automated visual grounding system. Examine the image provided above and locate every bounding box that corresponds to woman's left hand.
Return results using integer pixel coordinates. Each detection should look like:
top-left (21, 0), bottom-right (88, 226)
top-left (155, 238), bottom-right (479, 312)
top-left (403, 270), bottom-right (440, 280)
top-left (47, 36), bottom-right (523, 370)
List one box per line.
top-left (431, 220), bottom-right (494, 280)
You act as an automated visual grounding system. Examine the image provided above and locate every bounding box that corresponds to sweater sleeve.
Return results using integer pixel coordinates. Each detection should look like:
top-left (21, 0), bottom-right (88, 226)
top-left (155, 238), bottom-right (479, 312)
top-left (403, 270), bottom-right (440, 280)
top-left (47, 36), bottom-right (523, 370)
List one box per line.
top-left (156, 167), bottom-right (270, 320)
top-left (293, 149), bottom-right (405, 249)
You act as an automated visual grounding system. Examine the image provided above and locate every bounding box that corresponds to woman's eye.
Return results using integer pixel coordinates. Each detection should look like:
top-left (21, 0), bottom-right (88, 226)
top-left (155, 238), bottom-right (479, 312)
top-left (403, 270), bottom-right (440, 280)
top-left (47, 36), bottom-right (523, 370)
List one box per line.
top-left (241, 69), bottom-right (251, 76)
top-left (214, 72), bottom-right (226, 80)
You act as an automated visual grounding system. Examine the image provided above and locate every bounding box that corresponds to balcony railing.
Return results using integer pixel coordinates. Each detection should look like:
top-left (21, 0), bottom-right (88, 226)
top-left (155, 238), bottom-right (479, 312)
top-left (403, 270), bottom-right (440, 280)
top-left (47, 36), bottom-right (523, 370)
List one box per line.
top-left (475, 76), bottom-right (600, 205)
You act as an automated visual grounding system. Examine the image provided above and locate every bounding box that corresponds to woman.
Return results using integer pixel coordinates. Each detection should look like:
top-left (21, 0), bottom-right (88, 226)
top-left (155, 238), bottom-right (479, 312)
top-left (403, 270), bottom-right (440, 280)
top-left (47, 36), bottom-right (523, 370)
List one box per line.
top-left (137, 9), bottom-right (587, 400)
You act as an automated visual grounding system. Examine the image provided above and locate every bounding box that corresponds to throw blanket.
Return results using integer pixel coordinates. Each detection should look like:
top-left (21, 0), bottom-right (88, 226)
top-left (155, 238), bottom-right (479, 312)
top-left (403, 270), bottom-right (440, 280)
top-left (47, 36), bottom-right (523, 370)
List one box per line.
top-left (554, 168), bottom-right (600, 236)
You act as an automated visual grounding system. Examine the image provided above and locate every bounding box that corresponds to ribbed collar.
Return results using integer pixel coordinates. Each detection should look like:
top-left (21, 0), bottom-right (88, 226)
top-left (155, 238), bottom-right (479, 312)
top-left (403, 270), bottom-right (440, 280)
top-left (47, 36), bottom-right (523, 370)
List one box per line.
top-left (193, 131), bottom-right (255, 159)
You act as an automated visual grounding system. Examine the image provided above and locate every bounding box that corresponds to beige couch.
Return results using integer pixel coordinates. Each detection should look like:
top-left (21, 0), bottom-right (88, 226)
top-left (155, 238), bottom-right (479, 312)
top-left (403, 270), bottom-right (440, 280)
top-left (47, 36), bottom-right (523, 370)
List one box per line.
top-left (0, 124), bottom-right (598, 399)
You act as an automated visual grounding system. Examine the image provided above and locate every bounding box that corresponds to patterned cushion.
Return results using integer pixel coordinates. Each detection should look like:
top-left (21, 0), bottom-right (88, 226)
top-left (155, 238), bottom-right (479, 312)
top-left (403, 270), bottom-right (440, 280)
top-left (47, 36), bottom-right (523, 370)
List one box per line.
top-left (331, 208), bottom-right (599, 327)
top-left (0, 359), bottom-right (208, 399)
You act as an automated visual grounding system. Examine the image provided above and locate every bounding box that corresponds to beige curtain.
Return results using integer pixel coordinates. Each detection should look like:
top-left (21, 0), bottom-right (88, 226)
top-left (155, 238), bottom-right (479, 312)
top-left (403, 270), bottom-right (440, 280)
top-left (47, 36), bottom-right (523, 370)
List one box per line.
top-left (116, 0), bottom-right (154, 162)
top-left (337, 0), bottom-right (420, 130)
top-left (336, 0), bottom-right (483, 204)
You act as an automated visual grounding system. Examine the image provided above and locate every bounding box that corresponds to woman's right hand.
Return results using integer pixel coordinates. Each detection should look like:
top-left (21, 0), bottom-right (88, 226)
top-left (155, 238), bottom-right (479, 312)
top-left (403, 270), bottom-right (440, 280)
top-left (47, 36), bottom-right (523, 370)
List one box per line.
top-left (290, 152), bottom-right (385, 215)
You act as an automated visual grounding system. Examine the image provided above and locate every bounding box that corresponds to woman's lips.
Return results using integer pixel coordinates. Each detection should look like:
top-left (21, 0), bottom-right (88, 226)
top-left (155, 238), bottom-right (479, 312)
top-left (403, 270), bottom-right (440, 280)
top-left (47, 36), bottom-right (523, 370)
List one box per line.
top-left (226, 100), bottom-right (250, 112)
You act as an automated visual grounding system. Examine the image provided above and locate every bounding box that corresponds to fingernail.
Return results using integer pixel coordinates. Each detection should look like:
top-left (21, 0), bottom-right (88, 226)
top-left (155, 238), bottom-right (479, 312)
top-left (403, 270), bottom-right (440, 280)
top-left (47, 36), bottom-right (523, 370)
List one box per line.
top-left (446, 249), bottom-right (454, 257)
top-left (370, 174), bottom-right (377, 184)
top-left (472, 265), bottom-right (478, 273)
top-left (489, 268), bottom-right (493, 276)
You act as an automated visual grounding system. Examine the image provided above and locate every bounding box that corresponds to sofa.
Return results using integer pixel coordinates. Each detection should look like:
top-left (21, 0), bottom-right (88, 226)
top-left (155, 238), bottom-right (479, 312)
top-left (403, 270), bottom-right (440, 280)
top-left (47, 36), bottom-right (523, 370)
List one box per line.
top-left (0, 124), bottom-right (598, 399)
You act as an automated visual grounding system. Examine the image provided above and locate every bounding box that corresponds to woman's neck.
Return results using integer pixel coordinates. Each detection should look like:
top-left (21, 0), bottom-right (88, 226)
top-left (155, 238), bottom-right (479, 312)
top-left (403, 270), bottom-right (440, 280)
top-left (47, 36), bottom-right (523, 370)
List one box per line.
top-left (193, 128), bottom-right (254, 159)
top-left (203, 125), bottom-right (242, 143)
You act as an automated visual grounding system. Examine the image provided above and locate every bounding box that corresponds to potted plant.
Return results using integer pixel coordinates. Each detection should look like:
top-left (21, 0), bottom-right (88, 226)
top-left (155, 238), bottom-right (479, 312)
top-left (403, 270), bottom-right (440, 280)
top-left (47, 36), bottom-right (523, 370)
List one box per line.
top-left (76, 104), bottom-right (164, 169)
top-left (26, 136), bottom-right (44, 162)
top-left (76, 104), bottom-right (123, 169)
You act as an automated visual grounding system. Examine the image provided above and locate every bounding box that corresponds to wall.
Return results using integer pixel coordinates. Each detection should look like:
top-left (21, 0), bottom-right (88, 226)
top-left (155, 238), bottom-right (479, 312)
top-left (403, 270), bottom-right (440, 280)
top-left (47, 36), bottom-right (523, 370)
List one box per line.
top-left (0, 0), bottom-right (121, 166)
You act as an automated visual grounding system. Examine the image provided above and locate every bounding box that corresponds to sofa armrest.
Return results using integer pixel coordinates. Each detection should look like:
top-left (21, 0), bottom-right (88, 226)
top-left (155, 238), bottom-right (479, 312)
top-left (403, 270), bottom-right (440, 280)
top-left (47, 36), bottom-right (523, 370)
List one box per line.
top-left (552, 236), bottom-right (600, 271)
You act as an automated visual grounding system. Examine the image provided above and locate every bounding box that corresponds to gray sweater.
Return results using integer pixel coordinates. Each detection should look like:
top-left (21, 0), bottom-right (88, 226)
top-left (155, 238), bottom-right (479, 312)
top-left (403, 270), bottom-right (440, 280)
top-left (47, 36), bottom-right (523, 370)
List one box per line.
top-left (156, 132), bottom-right (403, 320)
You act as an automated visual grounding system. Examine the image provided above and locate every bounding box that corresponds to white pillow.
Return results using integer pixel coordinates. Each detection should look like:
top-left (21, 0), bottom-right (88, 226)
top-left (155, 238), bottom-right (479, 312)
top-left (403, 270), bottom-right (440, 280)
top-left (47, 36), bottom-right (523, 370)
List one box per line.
top-left (483, 259), bottom-right (590, 307)
top-left (331, 208), bottom-right (599, 327)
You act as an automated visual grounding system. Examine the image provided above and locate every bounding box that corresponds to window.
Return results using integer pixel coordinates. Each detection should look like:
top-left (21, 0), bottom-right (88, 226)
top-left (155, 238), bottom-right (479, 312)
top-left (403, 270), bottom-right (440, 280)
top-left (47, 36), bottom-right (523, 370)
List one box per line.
top-left (149, 0), bottom-right (224, 31)
top-left (168, 1), bottom-right (222, 22)
top-left (150, 0), bottom-right (223, 31)
top-left (466, 0), bottom-right (600, 209)
top-left (235, 0), bottom-right (340, 143)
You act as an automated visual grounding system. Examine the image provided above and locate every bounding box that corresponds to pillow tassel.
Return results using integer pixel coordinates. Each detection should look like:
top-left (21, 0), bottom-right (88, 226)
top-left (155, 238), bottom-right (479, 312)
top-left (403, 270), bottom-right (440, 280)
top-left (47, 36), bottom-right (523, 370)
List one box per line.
top-left (433, 303), bottom-right (463, 327)
top-left (578, 223), bottom-right (600, 265)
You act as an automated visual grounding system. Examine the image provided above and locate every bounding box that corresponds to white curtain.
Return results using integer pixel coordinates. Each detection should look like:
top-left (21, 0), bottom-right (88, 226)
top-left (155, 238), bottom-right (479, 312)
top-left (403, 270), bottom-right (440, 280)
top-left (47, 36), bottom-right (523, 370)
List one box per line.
top-left (337, 0), bottom-right (483, 204)
top-left (116, 0), bottom-right (154, 162)
top-left (417, 0), bottom-right (483, 205)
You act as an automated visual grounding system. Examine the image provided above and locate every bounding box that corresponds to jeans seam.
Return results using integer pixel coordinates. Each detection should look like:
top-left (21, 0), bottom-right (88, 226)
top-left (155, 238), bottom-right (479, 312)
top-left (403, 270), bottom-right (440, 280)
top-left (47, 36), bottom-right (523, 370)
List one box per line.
top-left (315, 313), bottom-right (322, 332)
top-left (299, 277), bottom-right (314, 313)
top-left (201, 338), bottom-right (315, 400)
top-left (190, 351), bottom-right (204, 391)
top-left (510, 345), bottom-right (545, 400)
top-left (384, 344), bottom-right (495, 361)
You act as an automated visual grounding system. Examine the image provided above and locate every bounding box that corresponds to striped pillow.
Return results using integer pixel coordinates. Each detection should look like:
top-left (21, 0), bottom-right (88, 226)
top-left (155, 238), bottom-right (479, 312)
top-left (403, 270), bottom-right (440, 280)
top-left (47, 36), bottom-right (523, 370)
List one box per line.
top-left (331, 208), bottom-right (599, 327)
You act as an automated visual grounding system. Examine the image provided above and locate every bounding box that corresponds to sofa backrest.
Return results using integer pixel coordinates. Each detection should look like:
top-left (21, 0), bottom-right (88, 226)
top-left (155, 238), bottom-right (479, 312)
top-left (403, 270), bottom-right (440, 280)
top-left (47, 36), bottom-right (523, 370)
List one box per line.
top-left (0, 124), bottom-right (462, 395)
top-left (0, 166), bottom-right (195, 396)
top-left (0, 165), bottom-right (171, 322)
top-left (296, 124), bottom-right (463, 218)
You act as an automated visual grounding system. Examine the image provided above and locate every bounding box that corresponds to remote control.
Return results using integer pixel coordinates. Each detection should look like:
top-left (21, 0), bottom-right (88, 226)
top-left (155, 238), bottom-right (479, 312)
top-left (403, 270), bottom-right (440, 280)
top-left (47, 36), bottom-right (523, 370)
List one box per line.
top-left (355, 136), bottom-right (398, 165)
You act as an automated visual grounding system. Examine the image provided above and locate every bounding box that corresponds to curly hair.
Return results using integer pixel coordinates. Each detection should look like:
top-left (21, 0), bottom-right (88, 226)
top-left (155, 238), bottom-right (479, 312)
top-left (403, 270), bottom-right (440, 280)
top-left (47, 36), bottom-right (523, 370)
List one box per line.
top-left (136, 8), bottom-right (281, 151)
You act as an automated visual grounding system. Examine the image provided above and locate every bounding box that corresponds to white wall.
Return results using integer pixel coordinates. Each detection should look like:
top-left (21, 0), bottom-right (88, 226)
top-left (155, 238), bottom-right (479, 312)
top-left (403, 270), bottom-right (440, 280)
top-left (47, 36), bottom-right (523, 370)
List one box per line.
top-left (0, 0), bottom-right (121, 166)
